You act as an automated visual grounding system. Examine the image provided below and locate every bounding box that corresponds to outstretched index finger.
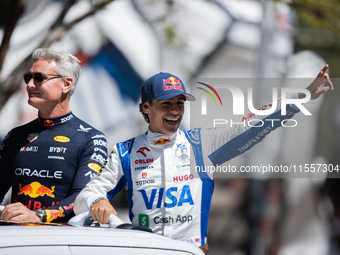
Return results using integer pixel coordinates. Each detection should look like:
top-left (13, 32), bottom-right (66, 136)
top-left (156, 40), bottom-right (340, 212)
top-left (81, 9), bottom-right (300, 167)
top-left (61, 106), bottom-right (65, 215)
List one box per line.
top-left (317, 64), bottom-right (329, 78)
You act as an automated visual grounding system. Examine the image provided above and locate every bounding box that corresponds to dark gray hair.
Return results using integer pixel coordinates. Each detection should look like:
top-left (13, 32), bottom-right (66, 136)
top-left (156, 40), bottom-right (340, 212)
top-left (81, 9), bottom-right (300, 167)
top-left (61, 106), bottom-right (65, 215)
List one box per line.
top-left (32, 48), bottom-right (81, 96)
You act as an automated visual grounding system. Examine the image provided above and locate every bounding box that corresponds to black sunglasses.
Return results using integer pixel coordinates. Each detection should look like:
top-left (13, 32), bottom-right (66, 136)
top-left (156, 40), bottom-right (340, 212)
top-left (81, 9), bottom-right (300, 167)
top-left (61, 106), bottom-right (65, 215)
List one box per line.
top-left (23, 72), bottom-right (65, 84)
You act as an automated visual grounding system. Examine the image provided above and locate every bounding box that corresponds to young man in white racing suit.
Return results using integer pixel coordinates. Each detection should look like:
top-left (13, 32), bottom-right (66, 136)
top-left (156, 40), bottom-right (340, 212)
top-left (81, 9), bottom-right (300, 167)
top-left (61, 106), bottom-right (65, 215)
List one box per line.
top-left (74, 67), bottom-right (333, 254)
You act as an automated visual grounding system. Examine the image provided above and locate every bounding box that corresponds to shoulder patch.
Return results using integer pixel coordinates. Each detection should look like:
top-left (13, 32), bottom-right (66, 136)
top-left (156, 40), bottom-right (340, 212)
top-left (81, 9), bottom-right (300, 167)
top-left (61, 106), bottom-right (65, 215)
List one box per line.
top-left (118, 138), bottom-right (135, 157)
top-left (185, 128), bottom-right (201, 146)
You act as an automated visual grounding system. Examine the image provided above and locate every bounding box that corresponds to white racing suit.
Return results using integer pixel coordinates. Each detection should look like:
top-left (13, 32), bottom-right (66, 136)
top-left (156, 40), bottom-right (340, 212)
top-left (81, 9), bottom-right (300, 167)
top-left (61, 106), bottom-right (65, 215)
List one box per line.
top-left (74, 101), bottom-right (300, 247)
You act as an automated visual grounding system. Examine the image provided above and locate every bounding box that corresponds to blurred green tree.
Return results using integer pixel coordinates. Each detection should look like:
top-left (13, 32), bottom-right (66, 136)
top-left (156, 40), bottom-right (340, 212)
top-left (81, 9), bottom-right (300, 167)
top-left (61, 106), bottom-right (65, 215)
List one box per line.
top-left (0, 0), bottom-right (113, 111)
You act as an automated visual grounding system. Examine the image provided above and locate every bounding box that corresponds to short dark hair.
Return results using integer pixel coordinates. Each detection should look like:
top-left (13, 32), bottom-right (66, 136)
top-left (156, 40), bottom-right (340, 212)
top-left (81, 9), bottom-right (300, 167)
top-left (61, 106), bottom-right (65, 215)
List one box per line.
top-left (139, 100), bottom-right (153, 123)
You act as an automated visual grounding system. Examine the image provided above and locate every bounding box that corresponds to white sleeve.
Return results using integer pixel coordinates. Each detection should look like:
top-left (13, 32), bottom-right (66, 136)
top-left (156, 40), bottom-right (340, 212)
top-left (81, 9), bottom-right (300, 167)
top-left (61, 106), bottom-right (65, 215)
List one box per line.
top-left (199, 96), bottom-right (300, 166)
top-left (73, 144), bottom-right (124, 215)
top-left (287, 92), bottom-right (301, 111)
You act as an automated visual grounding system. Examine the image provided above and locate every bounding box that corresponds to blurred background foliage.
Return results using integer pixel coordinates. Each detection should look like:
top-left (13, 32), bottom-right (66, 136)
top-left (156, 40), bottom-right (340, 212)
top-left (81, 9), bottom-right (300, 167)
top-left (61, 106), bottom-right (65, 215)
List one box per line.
top-left (287, 0), bottom-right (340, 77)
top-left (1, 0), bottom-right (339, 73)
top-left (271, 0), bottom-right (340, 159)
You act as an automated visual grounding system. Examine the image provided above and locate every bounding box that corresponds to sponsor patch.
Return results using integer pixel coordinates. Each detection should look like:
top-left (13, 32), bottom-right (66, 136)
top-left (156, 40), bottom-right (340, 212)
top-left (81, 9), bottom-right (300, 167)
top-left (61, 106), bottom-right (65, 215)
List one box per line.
top-left (135, 158), bottom-right (153, 164)
top-left (173, 174), bottom-right (194, 182)
top-left (154, 215), bottom-right (193, 224)
top-left (93, 139), bottom-right (107, 148)
top-left (48, 156), bottom-right (65, 160)
top-left (135, 179), bottom-right (155, 186)
top-left (77, 125), bottom-right (92, 132)
top-left (15, 168), bottom-right (62, 179)
top-left (61, 114), bottom-right (73, 123)
top-left (137, 147), bottom-right (150, 157)
top-left (27, 133), bottom-right (39, 142)
top-left (43, 119), bottom-right (54, 127)
top-left (90, 153), bottom-right (106, 165)
top-left (54, 136), bottom-right (70, 143)
top-left (135, 165), bottom-right (154, 171)
top-left (154, 138), bottom-right (171, 145)
top-left (92, 134), bottom-right (106, 139)
top-left (88, 163), bottom-right (102, 173)
top-left (18, 181), bottom-right (55, 198)
top-left (163, 77), bottom-right (183, 91)
top-left (139, 214), bottom-right (149, 228)
top-left (142, 172), bottom-right (147, 179)
top-left (49, 147), bottom-right (67, 153)
top-left (45, 206), bottom-right (65, 223)
top-left (20, 146), bottom-right (38, 152)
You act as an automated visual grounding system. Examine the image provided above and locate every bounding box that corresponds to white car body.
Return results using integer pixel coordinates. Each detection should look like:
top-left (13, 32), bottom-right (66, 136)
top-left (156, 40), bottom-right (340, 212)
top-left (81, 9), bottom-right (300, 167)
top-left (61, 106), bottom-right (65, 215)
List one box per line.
top-left (0, 221), bottom-right (204, 255)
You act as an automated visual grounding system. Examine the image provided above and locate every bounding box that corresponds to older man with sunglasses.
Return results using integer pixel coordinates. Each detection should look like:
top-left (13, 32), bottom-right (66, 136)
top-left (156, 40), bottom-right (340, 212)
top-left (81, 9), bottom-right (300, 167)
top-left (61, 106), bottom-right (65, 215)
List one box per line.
top-left (0, 48), bottom-right (107, 223)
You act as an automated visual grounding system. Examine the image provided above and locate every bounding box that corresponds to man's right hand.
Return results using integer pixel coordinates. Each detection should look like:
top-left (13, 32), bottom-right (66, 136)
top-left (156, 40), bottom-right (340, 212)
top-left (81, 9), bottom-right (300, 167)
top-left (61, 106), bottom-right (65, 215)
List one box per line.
top-left (90, 199), bottom-right (117, 224)
top-left (0, 202), bottom-right (41, 222)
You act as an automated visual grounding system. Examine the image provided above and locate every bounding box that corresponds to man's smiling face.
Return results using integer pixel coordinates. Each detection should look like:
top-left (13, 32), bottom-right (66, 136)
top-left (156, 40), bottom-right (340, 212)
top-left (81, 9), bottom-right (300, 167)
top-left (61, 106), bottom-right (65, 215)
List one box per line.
top-left (143, 95), bottom-right (185, 135)
top-left (26, 59), bottom-right (64, 113)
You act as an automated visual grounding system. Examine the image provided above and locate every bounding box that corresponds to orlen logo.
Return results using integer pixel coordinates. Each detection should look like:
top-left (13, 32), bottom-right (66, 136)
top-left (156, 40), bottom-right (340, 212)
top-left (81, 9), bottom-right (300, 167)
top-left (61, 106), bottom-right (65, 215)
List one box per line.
top-left (137, 147), bottom-right (150, 157)
top-left (154, 138), bottom-right (171, 145)
top-left (18, 181), bottom-right (55, 198)
top-left (163, 76), bottom-right (183, 91)
top-left (54, 136), bottom-right (70, 143)
top-left (173, 174), bottom-right (194, 182)
top-left (135, 158), bottom-right (153, 164)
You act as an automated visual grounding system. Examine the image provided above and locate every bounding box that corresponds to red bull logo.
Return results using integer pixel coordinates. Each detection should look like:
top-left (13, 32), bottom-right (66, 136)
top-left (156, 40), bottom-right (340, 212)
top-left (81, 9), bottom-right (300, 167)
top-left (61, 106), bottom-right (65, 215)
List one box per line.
top-left (154, 138), bottom-right (171, 145)
top-left (46, 206), bottom-right (65, 222)
top-left (18, 182), bottom-right (55, 198)
top-left (63, 203), bottom-right (73, 210)
top-left (44, 119), bottom-right (55, 127)
top-left (163, 77), bottom-right (183, 91)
